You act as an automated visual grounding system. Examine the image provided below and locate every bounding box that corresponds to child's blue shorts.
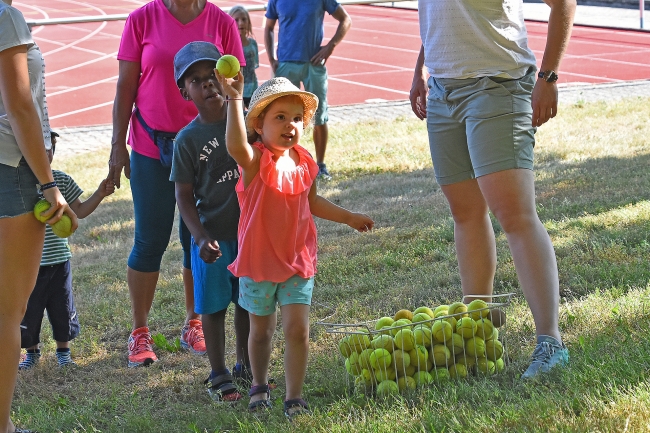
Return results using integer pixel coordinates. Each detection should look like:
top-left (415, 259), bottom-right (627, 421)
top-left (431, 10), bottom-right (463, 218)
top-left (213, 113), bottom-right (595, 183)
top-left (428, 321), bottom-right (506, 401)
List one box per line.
top-left (191, 239), bottom-right (239, 315)
top-left (238, 275), bottom-right (314, 317)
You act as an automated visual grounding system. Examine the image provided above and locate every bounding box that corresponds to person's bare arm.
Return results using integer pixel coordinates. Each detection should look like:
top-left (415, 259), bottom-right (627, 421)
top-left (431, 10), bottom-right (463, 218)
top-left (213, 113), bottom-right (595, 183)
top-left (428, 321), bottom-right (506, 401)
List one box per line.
top-left (69, 178), bottom-right (115, 219)
top-left (264, 18), bottom-right (278, 74)
top-left (310, 5), bottom-right (352, 65)
top-left (307, 182), bottom-right (373, 232)
top-left (175, 182), bottom-right (222, 263)
top-left (410, 45), bottom-right (428, 120)
top-left (532, 0), bottom-right (576, 127)
top-left (108, 60), bottom-right (140, 188)
top-left (0, 44), bottom-right (77, 228)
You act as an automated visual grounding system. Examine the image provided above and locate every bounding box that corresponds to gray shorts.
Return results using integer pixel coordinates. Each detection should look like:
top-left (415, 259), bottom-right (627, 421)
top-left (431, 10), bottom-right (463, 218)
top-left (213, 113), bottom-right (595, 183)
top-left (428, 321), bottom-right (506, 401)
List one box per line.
top-left (0, 158), bottom-right (41, 218)
top-left (426, 69), bottom-right (537, 186)
top-left (276, 61), bottom-right (328, 126)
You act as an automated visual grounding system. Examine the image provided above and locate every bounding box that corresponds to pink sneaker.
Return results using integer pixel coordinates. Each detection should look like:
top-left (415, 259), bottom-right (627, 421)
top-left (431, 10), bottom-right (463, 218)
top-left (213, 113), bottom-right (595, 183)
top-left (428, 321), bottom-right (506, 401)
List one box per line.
top-left (181, 319), bottom-right (207, 355)
top-left (128, 327), bottom-right (158, 368)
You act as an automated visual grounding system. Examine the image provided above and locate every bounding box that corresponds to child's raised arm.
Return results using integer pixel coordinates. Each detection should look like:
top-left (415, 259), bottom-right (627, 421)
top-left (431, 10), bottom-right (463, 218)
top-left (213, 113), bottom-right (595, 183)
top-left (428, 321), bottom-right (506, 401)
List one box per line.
top-left (308, 183), bottom-right (374, 232)
top-left (217, 70), bottom-right (259, 177)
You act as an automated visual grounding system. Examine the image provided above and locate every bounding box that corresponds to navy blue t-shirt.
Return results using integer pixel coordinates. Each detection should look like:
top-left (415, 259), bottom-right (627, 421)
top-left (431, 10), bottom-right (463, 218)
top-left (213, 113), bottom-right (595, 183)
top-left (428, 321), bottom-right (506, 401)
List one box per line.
top-left (266, 0), bottom-right (340, 63)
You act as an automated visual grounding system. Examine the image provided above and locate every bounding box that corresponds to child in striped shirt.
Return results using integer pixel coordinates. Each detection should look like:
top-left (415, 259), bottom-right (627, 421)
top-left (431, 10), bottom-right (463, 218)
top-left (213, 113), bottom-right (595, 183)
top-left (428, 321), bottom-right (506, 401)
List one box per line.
top-left (19, 131), bottom-right (115, 369)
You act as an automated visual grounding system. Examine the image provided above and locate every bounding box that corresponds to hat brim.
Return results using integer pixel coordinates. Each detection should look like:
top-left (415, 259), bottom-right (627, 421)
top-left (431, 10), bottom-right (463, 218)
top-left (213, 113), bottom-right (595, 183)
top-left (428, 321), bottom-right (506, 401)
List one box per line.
top-left (245, 90), bottom-right (319, 137)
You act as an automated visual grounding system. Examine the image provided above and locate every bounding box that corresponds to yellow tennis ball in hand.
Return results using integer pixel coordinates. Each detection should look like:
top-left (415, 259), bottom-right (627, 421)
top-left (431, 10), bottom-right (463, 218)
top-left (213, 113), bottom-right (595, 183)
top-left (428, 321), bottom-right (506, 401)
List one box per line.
top-left (52, 214), bottom-right (74, 238)
top-left (33, 199), bottom-right (51, 223)
top-left (216, 54), bottom-right (240, 78)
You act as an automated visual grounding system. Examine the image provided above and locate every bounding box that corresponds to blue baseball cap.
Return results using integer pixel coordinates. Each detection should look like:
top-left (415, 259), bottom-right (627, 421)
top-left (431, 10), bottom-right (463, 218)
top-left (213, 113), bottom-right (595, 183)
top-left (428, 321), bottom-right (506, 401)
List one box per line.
top-left (174, 41), bottom-right (222, 88)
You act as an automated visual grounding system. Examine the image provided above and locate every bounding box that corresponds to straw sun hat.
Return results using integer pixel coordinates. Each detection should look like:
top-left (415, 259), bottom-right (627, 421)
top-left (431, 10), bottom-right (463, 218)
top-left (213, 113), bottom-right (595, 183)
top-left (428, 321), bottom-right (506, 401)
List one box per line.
top-left (245, 77), bottom-right (319, 136)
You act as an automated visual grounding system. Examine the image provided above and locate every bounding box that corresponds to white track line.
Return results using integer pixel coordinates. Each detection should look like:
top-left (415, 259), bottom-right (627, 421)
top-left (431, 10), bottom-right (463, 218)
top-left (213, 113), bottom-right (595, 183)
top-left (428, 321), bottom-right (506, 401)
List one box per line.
top-left (343, 40), bottom-right (421, 54)
top-left (45, 52), bottom-right (117, 77)
top-left (50, 101), bottom-right (114, 120)
top-left (328, 76), bottom-right (409, 96)
top-left (47, 75), bottom-right (118, 96)
top-left (34, 36), bottom-right (113, 57)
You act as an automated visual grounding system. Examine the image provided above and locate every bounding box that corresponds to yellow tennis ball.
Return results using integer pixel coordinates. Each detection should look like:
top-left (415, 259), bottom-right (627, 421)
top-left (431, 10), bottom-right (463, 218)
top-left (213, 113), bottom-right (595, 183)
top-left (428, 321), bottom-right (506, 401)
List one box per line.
top-left (449, 363), bottom-right (468, 379)
top-left (371, 334), bottom-right (395, 353)
top-left (455, 353), bottom-right (476, 369)
top-left (445, 333), bottom-right (465, 356)
top-left (394, 309), bottom-right (413, 321)
top-left (215, 54), bottom-right (240, 78)
top-left (338, 336), bottom-right (353, 358)
top-left (475, 318), bottom-right (494, 340)
top-left (358, 348), bottom-right (374, 370)
top-left (485, 339), bottom-right (504, 361)
top-left (409, 345), bottom-right (429, 370)
top-left (33, 199), bottom-right (51, 223)
top-left (467, 299), bottom-right (489, 320)
top-left (456, 317), bottom-right (477, 339)
top-left (376, 380), bottom-right (399, 398)
top-left (476, 356), bottom-right (496, 375)
top-left (391, 349), bottom-right (411, 372)
top-left (448, 301), bottom-right (468, 317)
top-left (375, 316), bottom-right (395, 331)
top-left (349, 333), bottom-right (371, 353)
top-left (397, 375), bottom-right (417, 392)
top-left (412, 371), bottom-right (433, 387)
top-left (433, 305), bottom-right (449, 316)
top-left (495, 357), bottom-right (505, 372)
top-left (412, 312), bottom-right (432, 324)
top-left (413, 325), bottom-right (433, 347)
top-left (374, 366), bottom-right (396, 382)
top-left (369, 348), bottom-right (392, 370)
top-left (394, 328), bottom-right (416, 351)
top-left (414, 306), bottom-right (435, 318)
top-left (397, 364), bottom-right (416, 378)
top-left (465, 337), bottom-right (486, 358)
top-left (432, 367), bottom-right (451, 383)
top-left (431, 320), bottom-right (453, 344)
top-left (430, 344), bottom-right (452, 367)
top-left (345, 356), bottom-right (362, 376)
top-left (51, 214), bottom-right (73, 238)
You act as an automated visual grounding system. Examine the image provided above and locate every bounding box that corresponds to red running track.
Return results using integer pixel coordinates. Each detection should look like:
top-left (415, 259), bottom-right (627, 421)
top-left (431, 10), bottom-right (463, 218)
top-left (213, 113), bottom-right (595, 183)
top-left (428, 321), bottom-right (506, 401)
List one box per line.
top-left (13, 1), bottom-right (650, 129)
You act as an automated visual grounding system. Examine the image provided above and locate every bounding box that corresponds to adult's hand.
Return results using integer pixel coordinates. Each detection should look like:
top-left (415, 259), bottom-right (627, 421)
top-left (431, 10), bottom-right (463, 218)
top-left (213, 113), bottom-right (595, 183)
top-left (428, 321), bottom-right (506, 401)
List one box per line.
top-left (531, 79), bottom-right (558, 127)
top-left (108, 143), bottom-right (130, 189)
top-left (410, 46), bottom-right (428, 120)
top-left (41, 187), bottom-right (79, 232)
top-left (310, 44), bottom-right (334, 66)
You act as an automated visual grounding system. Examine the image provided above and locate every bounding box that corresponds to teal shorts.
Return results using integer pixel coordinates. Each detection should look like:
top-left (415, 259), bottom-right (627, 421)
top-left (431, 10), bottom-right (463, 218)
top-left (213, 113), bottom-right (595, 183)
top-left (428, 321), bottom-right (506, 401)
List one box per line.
top-left (425, 69), bottom-right (536, 186)
top-left (238, 275), bottom-right (314, 316)
top-left (276, 61), bottom-right (328, 126)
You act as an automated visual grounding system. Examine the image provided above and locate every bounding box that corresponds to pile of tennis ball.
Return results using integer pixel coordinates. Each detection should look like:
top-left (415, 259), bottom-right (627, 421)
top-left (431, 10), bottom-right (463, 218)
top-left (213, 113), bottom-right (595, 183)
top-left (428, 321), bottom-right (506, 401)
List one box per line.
top-left (337, 299), bottom-right (507, 397)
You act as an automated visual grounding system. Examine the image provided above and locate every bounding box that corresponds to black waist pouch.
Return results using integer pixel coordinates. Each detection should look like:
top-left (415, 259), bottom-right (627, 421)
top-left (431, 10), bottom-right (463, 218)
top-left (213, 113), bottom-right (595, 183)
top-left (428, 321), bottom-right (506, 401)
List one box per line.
top-left (134, 108), bottom-right (177, 168)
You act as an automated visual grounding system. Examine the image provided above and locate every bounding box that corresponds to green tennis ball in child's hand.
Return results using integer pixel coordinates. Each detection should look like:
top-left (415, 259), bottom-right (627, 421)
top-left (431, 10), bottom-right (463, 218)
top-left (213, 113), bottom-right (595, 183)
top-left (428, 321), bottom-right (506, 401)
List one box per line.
top-left (216, 55), bottom-right (240, 79)
top-left (51, 214), bottom-right (73, 238)
top-left (33, 199), bottom-right (51, 223)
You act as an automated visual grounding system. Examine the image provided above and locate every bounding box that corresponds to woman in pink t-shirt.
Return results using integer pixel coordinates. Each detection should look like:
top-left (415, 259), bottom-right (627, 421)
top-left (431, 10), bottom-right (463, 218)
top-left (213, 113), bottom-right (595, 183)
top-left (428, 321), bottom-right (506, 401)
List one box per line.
top-left (220, 75), bottom-right (374, 419)
top-left (107, 0), bottom-right (245, 368)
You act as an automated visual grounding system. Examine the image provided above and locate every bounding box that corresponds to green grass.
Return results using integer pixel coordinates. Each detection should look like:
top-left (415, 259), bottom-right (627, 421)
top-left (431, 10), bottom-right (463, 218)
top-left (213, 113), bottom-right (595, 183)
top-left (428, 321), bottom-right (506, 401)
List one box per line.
top-left (12, 97), bottom-right (650, 432)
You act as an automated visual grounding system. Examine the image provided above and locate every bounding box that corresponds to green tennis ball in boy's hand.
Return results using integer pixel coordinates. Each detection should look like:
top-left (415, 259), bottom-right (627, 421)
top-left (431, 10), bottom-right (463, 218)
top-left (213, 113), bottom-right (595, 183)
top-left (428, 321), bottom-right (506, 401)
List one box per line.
top-left (51, 214), bottom-right (74, 238)
top-left (216, 55), bottom-right (240, 78)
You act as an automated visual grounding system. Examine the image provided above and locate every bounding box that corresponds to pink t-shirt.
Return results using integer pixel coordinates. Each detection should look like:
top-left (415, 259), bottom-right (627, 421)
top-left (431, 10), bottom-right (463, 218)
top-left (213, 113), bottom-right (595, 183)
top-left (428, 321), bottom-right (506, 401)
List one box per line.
top-left (117, 0), bottom-right (244, 159)
top-left (228, 142), bottom-right (320, 283)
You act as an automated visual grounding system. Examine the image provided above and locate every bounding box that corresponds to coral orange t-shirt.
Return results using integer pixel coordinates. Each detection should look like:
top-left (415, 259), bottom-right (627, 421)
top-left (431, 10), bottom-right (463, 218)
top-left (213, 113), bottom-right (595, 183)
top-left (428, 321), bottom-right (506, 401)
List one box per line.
top-left (228, 142), bottom-right (319, 283)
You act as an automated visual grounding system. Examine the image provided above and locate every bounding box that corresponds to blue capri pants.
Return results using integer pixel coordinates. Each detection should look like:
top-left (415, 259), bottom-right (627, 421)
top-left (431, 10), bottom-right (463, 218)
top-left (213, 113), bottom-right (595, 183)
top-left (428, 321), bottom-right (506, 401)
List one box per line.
top-left (127, 151), bottom-right (191, 272)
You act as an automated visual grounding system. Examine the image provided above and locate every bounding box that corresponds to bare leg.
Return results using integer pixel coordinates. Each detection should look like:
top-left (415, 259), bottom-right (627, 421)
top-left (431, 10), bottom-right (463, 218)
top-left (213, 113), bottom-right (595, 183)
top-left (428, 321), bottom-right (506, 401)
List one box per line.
top-left (127, 267), bottom-right (158, 330)
top-left (441, 178), bottom-right (497, 298)
top-left (248, 312), bottom-right (276, 404)
top-left (0, 214), bottom-right (44, 433)
top-left (202, 310), bottom-right (227, 372)
top-left (281, 304), bottom-right (310, 401)
top-left (478, 169), bottom-right (561, 341)
top-left (55, 341), bottom-right (70, 349)
top-left (313, 123), bottom-right (328, 165)
top-left (234, 304), bottom-right (250, 366)
top-left (182, 266), bottom-right (200, 325)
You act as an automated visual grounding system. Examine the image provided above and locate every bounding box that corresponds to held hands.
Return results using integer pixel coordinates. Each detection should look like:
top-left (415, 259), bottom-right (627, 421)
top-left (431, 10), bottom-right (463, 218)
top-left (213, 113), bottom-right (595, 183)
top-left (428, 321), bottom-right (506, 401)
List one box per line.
top-left (108, 143), bottom-right (130, 189)
top-left (197, 237), bottom-right (222, 263)
top-left (41, 187), bottom-right (79, 232)
top-left (216, 69), bottom-right (244, 100)
top-left (347, 212), bottom-right (375, 233)
top-left (98, 177), bottom-right (116, 198)
top-left (531, 79), bottom-right (558, 127)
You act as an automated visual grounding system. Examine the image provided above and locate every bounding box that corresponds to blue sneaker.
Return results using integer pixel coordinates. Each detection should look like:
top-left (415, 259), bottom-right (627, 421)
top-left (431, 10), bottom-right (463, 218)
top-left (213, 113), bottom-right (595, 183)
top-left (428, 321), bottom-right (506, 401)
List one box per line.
top-left (317, 163), bottom-right (332, 181)
top-left (521, 335), bottom-right (569, 379)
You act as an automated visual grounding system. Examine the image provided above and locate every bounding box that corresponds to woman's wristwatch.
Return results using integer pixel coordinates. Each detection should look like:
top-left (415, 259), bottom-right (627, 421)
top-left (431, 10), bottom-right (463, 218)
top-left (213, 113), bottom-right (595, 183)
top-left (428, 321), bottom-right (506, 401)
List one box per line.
top-left (538, 70), bottom-right (559, 83)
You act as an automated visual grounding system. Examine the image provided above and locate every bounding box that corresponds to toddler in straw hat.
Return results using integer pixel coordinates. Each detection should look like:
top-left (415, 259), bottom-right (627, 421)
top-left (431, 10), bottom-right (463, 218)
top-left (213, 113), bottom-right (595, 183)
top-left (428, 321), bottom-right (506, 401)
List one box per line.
top-left (218, 72), bottom-right (374, 419)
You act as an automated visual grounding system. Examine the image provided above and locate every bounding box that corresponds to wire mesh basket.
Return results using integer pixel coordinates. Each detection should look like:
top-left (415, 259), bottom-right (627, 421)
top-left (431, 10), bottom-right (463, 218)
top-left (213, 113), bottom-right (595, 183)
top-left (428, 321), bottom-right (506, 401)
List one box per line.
top-left (316, 293), bottom-right (514, 396)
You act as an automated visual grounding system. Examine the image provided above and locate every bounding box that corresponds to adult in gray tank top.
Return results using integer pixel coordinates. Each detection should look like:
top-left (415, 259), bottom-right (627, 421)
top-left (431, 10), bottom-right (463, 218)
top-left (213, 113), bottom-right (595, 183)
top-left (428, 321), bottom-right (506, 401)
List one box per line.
top-left (410, 0), bottom-right (576, 379)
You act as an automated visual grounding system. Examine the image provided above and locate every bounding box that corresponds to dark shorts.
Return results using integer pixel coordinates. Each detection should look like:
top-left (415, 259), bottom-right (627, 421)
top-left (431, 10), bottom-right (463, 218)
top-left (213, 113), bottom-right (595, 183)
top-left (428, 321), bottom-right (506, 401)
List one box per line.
top-left (21, 260), bottom-right (80, 347)
top-left (0, 158), bottom-right (41, 218)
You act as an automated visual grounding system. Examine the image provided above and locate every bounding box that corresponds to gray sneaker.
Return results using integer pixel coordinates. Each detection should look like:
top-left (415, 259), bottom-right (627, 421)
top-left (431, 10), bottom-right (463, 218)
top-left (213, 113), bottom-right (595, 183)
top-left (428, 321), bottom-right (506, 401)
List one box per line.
top-left (521, 335), bottom-right (569, 379)
top-left (317, 162), bottom-right (332, 181)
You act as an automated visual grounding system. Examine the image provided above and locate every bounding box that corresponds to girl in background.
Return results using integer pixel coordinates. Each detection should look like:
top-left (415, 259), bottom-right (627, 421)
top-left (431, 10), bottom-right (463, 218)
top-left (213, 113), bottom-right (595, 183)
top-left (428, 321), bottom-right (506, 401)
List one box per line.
top-left (229, 5), bottom-right (259, 109)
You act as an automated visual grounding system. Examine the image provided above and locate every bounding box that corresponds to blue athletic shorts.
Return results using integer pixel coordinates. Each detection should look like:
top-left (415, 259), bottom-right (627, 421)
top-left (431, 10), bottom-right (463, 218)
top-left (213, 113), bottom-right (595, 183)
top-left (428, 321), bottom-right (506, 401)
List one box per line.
top-left (191, 238), bottom-right (239, 314)
top-left (276, 61), bottom-right (328, 126)
top-left (426, 69), bottom-right (536, 186)
top-left (238, 274), bottom-right (314, 316)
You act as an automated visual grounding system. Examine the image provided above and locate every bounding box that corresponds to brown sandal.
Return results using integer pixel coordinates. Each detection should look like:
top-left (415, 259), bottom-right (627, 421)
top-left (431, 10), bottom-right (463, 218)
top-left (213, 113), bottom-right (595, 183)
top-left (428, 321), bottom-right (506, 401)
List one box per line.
top-left (248, 383), bottom-right (272, 412)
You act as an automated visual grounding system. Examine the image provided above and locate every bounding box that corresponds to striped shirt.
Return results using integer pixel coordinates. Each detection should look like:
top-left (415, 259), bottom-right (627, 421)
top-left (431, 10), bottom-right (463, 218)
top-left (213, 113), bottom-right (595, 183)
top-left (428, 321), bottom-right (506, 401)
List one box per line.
top-left (40, 170), bottom-right (83, 266)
